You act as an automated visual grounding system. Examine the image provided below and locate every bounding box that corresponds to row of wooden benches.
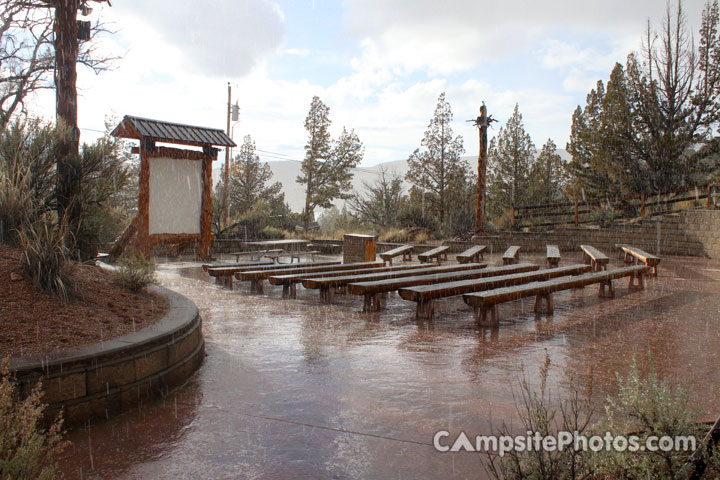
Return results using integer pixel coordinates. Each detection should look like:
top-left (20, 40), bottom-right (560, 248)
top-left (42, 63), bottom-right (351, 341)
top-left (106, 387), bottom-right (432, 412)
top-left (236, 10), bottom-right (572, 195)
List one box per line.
top-left (202, 245), bottom-right (655, 324)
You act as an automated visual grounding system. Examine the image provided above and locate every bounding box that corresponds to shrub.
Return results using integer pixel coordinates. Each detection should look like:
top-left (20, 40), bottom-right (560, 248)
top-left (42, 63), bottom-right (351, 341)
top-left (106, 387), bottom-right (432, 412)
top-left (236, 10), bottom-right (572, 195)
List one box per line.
top-left (17, 214), bottom-right (71, 300)
top-left (595, 356), bottom-right (718, 479)
top-left (112, 255), bottom-right (157, 292)
top-left (0, 120), bottom-right (59, 245)
top-left (485, 353), bottom-right (720, 479)
top-left (590, 204), bottom-right (619, 228)
top-left (379, 228), bottom-right (412, 243)
top-left (485, 353), bottom-right (595, 479)
top-left (259, 225), bottom-right (286, 240)
top-left (0, 359), bottom-right (68, 480)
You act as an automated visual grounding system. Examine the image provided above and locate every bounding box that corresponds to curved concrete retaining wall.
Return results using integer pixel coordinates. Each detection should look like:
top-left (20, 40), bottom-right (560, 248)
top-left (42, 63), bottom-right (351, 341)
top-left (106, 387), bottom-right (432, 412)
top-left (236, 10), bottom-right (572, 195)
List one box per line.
top-left (9, 287), bottom-right (204, 427)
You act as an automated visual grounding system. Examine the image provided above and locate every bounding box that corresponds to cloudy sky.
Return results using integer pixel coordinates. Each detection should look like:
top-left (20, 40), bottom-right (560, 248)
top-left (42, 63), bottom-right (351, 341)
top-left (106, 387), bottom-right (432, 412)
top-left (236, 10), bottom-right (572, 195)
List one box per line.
top-left (31, 0), bottom-right (708, 166)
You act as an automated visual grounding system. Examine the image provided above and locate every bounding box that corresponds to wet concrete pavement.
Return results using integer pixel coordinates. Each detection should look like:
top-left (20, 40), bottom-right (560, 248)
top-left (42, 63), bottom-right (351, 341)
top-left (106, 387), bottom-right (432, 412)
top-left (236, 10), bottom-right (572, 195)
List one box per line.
top-left (58, 253), bottom-right (720, 479)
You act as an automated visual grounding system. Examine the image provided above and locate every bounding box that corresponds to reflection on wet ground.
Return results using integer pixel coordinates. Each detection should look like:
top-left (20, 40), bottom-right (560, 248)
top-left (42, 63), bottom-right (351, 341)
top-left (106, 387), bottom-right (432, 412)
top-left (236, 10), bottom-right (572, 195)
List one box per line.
top-left (58, 252), bottom-right (720, 479)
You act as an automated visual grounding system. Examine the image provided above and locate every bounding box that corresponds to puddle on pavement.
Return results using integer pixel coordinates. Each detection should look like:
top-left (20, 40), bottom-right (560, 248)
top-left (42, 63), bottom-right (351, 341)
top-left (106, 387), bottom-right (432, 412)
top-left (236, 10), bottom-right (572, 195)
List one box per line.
top-left (58, 253), bottom-right (720, 479)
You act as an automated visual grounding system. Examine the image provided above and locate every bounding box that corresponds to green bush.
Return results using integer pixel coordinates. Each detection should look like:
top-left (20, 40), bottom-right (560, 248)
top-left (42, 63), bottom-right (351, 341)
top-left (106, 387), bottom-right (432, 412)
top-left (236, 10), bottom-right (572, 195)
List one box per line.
top-left (595, 356), bottom-right (717, 479)
top-left (18, 214), bottom-right (71, 300)
top-left (0, 120), bottom-right (59, 245)
top-left (486, 353), bottom-right (720, 479)
top-left (590, 204), bottom-right (619, 228)
top-left (0, 359), bottom-right (68, 480)
top-left (112, 255), bottom-right (158, 292)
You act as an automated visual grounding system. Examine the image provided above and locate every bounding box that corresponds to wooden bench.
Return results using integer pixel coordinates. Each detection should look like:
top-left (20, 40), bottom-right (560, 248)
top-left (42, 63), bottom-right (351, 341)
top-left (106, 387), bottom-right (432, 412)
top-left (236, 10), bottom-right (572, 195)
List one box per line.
top-left (502, 246), bottom-right (521, 265)
top-left (418, 245), bottom-right (449, 264)
top-left (616, 244), bottom-right (661, 276)
top-left (303, 263), bottom-right (487, 304)
top-left (398, 264), bottom-right (588, 319)
top-left (205, 260), bottom-right (277, 289)
top-left (290, 249), bottom-right (322, 263)
top-left (237, 261), bottom-right (382, 294)
top-left (349, 263), bottom-right (548, 313)
top-left (269, 264), bottom-right (428, 299)
top-left (264, 249), bottom-right (285, 263)
top-left (546, 245), bottom-right (561, 268)
top-left (232, 250), bottom-right (267, 262)
top-left (456, 245), bottom-right (486, 264)
top-left (580, 245), bottom-right (609, 271)
top-left (463, 265), bottom-right (649, 325)
top-left (379, 245), bottom-right (414, 266)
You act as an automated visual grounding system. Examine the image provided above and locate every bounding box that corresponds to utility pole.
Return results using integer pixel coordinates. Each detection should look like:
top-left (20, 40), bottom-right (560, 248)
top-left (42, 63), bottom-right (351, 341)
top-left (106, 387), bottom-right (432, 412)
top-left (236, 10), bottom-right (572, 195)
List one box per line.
top-left (223, 82), bottom-right (231, 228)
top-left (468, 102), bottom-right (495, 234)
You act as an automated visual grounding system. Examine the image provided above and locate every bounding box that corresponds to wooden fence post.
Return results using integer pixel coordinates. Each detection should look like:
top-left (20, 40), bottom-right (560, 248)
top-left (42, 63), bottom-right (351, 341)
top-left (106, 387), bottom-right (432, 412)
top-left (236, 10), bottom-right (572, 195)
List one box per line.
top-left (641, 192), bottom-right (645, 217)
top-left (708, 185), bottom-right (712, 208)
top-left (574, 200), bottom-right (579, 227)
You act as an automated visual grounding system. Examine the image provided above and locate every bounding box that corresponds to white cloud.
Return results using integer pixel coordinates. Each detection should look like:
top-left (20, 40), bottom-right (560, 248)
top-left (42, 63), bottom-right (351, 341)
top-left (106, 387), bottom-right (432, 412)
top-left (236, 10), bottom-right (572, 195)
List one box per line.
top-left (112, 0), bottom-right (285, 77)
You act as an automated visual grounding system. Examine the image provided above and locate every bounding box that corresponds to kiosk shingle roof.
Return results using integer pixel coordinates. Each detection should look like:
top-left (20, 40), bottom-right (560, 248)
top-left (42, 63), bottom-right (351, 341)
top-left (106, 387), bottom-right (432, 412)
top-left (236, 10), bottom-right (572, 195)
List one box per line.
top-left (111, 115), bottom-right (236, 147)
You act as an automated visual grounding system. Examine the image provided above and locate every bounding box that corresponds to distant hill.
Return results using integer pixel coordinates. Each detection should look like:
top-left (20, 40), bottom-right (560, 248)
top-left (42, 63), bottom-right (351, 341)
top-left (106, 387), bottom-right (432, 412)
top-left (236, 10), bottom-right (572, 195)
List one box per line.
top-left (215, 151), bottom-right (571, 214)
top-left (265, 159), bottom-right (410, 213)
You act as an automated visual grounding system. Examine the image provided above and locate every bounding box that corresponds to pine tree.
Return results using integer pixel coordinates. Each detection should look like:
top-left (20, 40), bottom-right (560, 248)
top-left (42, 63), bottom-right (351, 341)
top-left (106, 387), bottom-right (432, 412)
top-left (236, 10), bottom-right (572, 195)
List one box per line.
top-left (405, 92), bottom-right (467, 225)
top-left (297, 96), bottom-right (363, 231)
top-left (529, 139), bottom-right (569, 205)
top-left (487, 103), bottom-right (536, 220)
top-left (228, 135), bottom-right (283, 216)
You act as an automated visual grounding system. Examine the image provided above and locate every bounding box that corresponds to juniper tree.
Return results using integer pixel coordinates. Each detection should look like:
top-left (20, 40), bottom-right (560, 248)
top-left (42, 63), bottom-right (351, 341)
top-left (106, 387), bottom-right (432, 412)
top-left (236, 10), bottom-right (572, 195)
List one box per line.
top-left (297, 96), bottom-right (363, 231)
top-left (228, 135), bottom-right (283, 216)
top-left (487, 103), bottom-right (536, 220)
top-left (568, 0), bottom-right (720, 197)
top-left (405, 92), bottom-right (467, 225)
top-left (529, 139), bottom-right (569, 205)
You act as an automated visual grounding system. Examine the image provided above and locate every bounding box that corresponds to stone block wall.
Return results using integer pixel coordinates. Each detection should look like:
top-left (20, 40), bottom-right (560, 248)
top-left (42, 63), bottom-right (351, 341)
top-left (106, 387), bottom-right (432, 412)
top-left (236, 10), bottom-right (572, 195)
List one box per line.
top-left (209, 209), bottom-right (719, 259)
top-left (10, 288), bottom-right (205, 427)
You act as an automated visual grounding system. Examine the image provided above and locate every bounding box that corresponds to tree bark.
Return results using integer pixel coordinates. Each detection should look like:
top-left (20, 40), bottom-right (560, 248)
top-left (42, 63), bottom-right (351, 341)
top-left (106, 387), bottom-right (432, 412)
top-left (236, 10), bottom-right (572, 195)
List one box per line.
top-left (54, 0), bottom-right (81, 238)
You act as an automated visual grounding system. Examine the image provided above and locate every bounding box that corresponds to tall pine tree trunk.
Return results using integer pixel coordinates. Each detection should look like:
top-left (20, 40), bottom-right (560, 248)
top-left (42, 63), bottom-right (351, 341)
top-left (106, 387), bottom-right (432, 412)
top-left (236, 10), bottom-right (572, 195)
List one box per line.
top-left (54, 0), bottom-right (81, 249)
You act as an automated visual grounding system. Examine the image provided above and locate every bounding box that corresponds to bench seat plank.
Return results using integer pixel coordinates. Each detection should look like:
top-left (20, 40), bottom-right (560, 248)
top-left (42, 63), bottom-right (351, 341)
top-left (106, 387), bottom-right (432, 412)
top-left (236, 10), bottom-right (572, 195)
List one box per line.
top-left (580, 245), bottom-right (609, 271)
top-left (269, 264), bottom-right (429, 298)
top-left (418, 245), bottom-right (450, 264)
top-left (236, 261), bottom-right (380, 294)
top-left (398, 264), bottom-right (589, 319)
top-left (202, 259), bottom-right (273, 273)
top-left (456, 245), bottom-right (486, 264)
top-left (379, 245), bottom-right (414, 265)
top-left (616, 244), bottom-right (661, 275)
top-left (464, 265), bottom-right (648, 325)
top-left (303, 263), bottom-right (487, 303)
top-left (546, 245), bottom-right (560, 268)
top-left (502, 246), bottom-right (521, 265)
top-left (349, 262), bottom-right (532, 312)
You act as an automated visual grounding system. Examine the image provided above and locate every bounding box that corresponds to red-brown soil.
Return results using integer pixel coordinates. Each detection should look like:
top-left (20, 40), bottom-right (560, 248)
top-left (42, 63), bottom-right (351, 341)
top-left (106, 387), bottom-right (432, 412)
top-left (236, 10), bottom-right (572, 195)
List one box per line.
top-left (0, 243), bottom-right (168, 358)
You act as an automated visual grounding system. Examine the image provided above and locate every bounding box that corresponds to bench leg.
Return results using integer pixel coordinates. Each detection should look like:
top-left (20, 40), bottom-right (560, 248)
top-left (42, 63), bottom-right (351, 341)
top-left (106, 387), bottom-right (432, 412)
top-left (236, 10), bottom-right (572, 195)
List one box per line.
top-left (628, 271), bottom-right (645, 290)
top-left (282, 284), bottom-right (297, 299)
top-left (534, 293), bottom-right (554, 314)
top-left (403, 253), bottom-right (412, 261)
top-left (598, 279), bottom-right (614, 298)
top-left (474, 305), bottom-right (499, 326)
top-left (363, 294), bottom-right (384, 312)
top-left (336, 286), bottom-right (347, 295)
top-left (416, 299), bottom-right (435, 320)
top-left (250, 279), bottom-right (264, 294)
top-left (386, 258), bottom-right (393, 266)
top-left (319, 287), bottom-right (334, 303)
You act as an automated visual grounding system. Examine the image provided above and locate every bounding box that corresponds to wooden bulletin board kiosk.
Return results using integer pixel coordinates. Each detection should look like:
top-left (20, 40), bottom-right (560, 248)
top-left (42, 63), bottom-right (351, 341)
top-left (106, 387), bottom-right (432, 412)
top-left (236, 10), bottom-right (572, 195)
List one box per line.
top-left (110, 115), bottom-right (235, 259)
top-left (343, 234), bottom-right (377, 263)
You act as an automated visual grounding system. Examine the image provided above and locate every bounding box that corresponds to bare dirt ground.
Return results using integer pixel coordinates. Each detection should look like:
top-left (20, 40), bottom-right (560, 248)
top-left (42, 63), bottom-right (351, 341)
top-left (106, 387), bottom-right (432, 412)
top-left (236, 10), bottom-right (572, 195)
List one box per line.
top-left (0, 243), bottom-right (168, 358)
